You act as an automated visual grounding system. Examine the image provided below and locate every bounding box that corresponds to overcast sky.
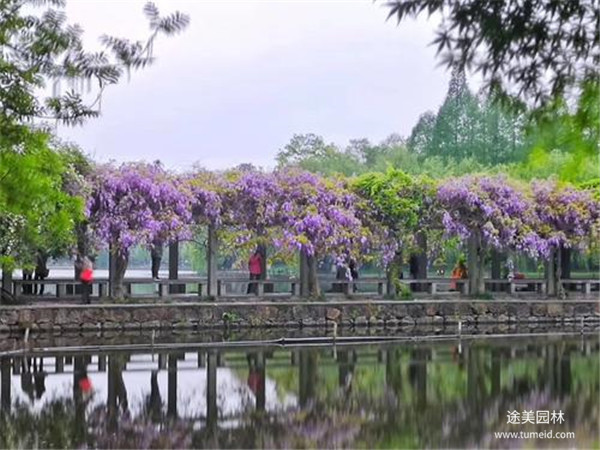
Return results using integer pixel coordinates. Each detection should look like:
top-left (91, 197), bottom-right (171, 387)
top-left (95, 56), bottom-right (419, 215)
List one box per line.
top-left (59, 0), bottom-right (450, 170)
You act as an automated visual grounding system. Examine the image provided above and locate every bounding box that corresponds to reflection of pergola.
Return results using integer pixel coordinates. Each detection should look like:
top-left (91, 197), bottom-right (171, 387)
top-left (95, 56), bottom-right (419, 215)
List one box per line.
top-left (0, 337), bottom-right (597, 447)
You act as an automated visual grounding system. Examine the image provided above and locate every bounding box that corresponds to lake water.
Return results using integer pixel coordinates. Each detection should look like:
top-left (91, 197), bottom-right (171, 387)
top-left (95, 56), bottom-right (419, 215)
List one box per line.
top-left (0, 331), bottom-right (598, 449)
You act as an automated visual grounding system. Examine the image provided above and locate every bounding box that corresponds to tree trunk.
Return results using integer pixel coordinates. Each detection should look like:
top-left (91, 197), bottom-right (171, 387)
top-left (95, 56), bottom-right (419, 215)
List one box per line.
top-left (169, 241), bottom-right (185, 294)
top-left (307, 253), bottom-right (320, 297)
top-left (416, 231), bottom-right (427, 279)
top-left (556, 246), bottom-right (564, 298)
top-left (111, 251), bottom-right (129, 299)
top-left (545, 248), bottom-right (562, 297)
top-left (1, 357), bottom-right (11, 413)
top-left (467, 231), bottom-right (485, 295)
top-left (490, 348), bottom-right (501, 396)
top-left (167, 354), bottom-right (178, 418)
top-left (299, 251), bottom-right (309, 297)
top-left (560, 246), bottom-right (571, 279)
top-left (1, 265), bottom-right (12, 297)
top-left (386, 249), bottom-right (403, 297)
top-left (74, 222), bottom-right (89, 279)
top-left (560, 245), bottom-right (572, 292)
top-left (490, 249), bottom-right (504, 292)
top-left (299, 350), bottom-right (318, 407)
top-left (206, 352), bottom-right (218, 431)
top-left (207, 225), bottom-right (218, 297)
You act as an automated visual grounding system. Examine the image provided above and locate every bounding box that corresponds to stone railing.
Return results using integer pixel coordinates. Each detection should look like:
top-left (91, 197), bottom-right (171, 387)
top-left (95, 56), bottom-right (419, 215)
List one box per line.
top-left (9, 276), bottom-right (599, 302)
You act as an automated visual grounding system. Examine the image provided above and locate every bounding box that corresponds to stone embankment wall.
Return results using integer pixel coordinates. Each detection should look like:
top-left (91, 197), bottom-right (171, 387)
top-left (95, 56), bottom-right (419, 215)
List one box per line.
top-left (0, 299), bottom-right (598, 333)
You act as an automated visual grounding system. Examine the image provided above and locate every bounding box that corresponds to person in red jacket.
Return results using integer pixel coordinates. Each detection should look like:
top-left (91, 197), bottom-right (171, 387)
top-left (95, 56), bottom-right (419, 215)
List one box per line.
top-left (80, 256), bottom-right (94, 304)
top-left (247, 249), bottom-right (263, 295)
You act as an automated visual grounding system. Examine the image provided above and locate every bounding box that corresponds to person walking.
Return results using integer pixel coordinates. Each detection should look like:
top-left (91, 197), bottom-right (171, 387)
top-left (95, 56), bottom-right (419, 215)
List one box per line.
top-left (450, 258), bottom-right (468, 291)
top-left (80, 256), bottom-right (94, 304)
top-left (150, 240), bottom-right (164, 280)
top-left (22, 267), bottom-right (33, 295)
top-left (247, 249), bottom-right (263, 295)
top-left (34, 252), bottom-right (49, 295)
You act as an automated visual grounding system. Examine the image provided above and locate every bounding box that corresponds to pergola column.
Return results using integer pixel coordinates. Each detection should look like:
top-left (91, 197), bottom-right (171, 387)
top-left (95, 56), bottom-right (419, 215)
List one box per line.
top-left (207, 225), bottom-right (219, 297)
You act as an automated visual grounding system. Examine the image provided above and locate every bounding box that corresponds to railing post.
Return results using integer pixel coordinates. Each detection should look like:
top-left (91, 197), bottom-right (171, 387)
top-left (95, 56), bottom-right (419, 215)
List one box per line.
top-left (257, 281), bottom-right (264, 296)
top-left (584, 282), bottom-right (591, 296)
top-left (108, 243), bottom-right (116, 299)
top-left (57, 283), bottom-right (66, 298)
top-left (509, 282), bottom-right (516, 295)
top-left (430, 282), bottom-right (437, 295)
top-left (54, 356), bottom-right (64, 373)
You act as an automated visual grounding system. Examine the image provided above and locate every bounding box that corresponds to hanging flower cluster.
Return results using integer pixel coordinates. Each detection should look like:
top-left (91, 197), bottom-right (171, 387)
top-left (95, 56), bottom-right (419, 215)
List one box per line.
top-left (86, 162), bottom-right (193, 255)
top-left (437, 176), bottom-right (548, 258)
top-left (84, 162), bottom-right (600, 267)
top-left (531, 180), bottom-right (600, 250)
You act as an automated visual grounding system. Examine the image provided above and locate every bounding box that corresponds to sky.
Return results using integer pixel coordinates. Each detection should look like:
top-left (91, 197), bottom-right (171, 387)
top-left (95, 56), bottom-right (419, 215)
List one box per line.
top-left (59, 0), bottom-right (451, 171)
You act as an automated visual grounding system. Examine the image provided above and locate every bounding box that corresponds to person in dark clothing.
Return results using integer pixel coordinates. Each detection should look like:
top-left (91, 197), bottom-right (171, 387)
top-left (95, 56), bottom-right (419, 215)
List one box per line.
top-left (21, 370), bottom-right (35, 402)
top-left (22, 267), bottom-right (34, 295)
top-left (34, 253), bottom-right (49, 295)
top-left (348, 259), bottom-right (359, 292)
top-left (34, 370), bottom-right (47, 400)
top-left (409, 254), bottom-right (420, 292)
top-left (334, 263), bottom-right (347, 293)
top-left (150, 241), bottom-right (164, 280)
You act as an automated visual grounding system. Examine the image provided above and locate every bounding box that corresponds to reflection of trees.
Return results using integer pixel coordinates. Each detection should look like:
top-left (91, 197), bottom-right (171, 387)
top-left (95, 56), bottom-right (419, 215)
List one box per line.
top-left (360, 342), bottom-right (598, 449)
top-left (144, 370), bottom-right (162, 423)
top-left (107, 354), bottom-right (129, 430)
top-left (0, 340), bottom-right (597, 449)
top-left (299, 350), bottom-right (318, 408)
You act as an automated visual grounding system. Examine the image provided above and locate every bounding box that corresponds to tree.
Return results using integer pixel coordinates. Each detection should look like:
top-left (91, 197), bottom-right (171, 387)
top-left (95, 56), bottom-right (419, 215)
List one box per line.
top-left (0, 0), bottom-right (189, 129)
top-left (0, 0), bottom-right (189, 294)
top-left (0, 128), bottom-right (84, 290)
top-left (354, 168), bottom-right (439, 294)
top-left (274, 170), bottom-right (374, 296)
top-left (522, 80), bottom-right (600, 180)
top-left (408, 68), bottom-right (527, 165)
top-left (531, 180), bottom-right (600, 296)
top-left (479, 96), bottom-right (527, 165)
top-left (385, 0), bottom-right (599, 105)
top-left (407, 112), bottom-right (435, 156)
top-left (428, 68), bottom-right (482, 161)
top-left (86, 162), bottom-right (193, 297)
top-left (276, 134), bottom-right (337, 167)
top-left (437, 175), bottom-right (546, 295)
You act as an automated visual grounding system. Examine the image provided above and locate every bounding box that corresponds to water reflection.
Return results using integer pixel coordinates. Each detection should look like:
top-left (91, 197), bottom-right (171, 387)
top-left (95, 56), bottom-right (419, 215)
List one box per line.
top-left (0, 335), bottom-right (598, 448)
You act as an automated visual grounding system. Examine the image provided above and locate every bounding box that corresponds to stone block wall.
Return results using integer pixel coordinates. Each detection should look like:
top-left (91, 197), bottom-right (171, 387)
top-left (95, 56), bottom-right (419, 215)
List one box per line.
top-left (0, 299), bottom-right (598, 333)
